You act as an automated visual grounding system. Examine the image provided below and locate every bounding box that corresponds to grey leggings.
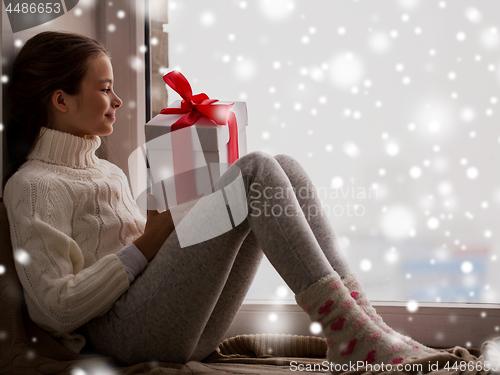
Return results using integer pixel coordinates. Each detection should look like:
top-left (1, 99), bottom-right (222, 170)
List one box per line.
top-left (85, 151), bottom-right (352, 365)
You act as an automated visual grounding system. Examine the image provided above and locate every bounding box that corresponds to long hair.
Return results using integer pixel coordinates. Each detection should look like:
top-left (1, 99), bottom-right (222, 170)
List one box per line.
top-left (3, 31), bottom-right (111, 190)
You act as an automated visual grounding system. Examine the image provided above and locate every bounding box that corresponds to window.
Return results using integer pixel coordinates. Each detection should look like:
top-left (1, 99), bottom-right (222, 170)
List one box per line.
top-left (157, 0), bottom-right (500, 303)
top-left (148, 0), bottom-right (500, 347)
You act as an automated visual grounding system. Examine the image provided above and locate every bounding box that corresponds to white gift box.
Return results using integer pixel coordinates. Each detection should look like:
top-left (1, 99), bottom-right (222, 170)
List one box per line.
top-left (143, 100), bottom-right (248, 210)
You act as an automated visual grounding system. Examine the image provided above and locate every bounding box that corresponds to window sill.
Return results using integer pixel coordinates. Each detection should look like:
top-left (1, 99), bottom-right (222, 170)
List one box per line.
top-left (225, 300), bottom-right (500, 349)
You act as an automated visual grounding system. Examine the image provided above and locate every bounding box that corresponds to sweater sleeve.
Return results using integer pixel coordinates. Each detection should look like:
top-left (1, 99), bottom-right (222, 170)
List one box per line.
top-left (3, 174), bottom-right (130, 335)
top-left (116, 242), bottom-right (149, 283)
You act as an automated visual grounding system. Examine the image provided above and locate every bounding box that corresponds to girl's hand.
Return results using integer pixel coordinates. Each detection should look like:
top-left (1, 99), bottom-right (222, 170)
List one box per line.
top-left (133, 194), bottom-right (183, 262)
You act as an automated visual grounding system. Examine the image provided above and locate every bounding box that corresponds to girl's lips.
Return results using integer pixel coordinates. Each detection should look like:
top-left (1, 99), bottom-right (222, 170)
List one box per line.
top-left (106, 114), bottom-right (116, 120)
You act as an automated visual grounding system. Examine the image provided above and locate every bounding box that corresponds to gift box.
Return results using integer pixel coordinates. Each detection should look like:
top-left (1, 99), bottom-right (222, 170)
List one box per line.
top-left (143, 71), bottom-right (248, 211)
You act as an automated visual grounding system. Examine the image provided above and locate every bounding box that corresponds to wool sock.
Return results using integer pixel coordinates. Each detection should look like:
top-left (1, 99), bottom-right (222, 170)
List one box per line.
top-left (341, 273), bottom-right (438, 355)
top-left (295, 273), bottom-right (427, 373)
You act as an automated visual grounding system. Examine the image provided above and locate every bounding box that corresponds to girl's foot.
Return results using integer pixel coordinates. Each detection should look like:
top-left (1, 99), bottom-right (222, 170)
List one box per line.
top-left (341, 273), bottom-right (438, 355)
top-left (295, 274), bottom-right (430, 374)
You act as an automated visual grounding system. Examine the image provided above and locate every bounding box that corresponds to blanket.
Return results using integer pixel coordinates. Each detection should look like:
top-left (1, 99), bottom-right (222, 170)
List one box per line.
top-left (1, 199), bottom-right (499, 375)
top-left (207, 334), bottom-right (500, 374)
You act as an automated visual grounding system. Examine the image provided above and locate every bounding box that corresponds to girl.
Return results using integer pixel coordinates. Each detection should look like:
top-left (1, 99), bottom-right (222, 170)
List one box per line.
top-left (3, 31), bottom-right (437, 371)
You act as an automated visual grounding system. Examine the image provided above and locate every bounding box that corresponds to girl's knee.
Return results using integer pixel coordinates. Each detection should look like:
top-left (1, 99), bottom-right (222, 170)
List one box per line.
top-left (243, 150), bottom-right (274, 163)
top-left (273, 153), bottom-right (296, 166)
top-left (235, 151), bottom-right (275, 174)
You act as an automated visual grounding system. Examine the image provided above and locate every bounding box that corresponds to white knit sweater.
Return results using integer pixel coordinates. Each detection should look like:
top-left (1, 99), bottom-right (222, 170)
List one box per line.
top-left (3, 126), bottom-right (147, 353)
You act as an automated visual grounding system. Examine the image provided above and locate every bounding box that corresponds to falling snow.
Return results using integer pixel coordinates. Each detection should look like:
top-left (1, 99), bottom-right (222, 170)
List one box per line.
top-left (70, 359), bottom-right (118, 375)
top-left (406, 300), bottom-right (419, 312)
top-left (14, 250), bottom-right (30, 265)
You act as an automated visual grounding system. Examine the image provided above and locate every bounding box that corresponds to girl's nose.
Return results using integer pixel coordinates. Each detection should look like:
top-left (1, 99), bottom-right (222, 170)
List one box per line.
top-left (113, 95), bottom-right (123, 109)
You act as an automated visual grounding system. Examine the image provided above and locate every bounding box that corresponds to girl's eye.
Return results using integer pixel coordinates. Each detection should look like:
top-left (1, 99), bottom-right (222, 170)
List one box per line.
top-left (102, 88), bottom-right (111, 93)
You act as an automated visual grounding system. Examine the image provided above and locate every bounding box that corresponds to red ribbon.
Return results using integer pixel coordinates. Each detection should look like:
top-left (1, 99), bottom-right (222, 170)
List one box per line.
top-left (159, 70), bottom-right (240, 205)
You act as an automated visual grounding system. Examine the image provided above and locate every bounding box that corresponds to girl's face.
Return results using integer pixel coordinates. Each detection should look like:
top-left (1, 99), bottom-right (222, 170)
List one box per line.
top-left (65, 54), bottom-right (122, 138)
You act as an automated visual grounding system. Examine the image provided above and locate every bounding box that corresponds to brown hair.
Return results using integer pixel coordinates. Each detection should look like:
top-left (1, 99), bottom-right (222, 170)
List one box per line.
top-left (3, 31), bottom-right (111, 190)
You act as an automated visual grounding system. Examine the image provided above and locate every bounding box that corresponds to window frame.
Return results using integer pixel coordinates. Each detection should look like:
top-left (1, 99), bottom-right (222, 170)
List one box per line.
top-left (225, 301), bottom-right (500, 349)
top-left (95, 0), bottom-right (148, 218)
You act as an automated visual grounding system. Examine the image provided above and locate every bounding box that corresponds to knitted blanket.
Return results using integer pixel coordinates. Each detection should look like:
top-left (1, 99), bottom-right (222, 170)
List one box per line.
top-left (207, 334), bottom-right (500, 374)
top-left (1, 199), bottom-right (498, 375)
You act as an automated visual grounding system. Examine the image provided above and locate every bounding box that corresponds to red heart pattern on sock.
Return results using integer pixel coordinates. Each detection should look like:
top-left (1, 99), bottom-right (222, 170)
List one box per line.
top-left (330, 316), bottom-right (346, 331)
top-left (366, 329), bottom-right (382, 344)
top-left (364, 350), bottom-right (377, 365)
top-left (341, 299), bottom-right (355, 309)
top-left (340, 338), bottom-right (358, 356)
top-left (350, 291), bottom-right (359, 299)
top-left (392, 357), bottom-right (404, 364)
top-left (387, 342), bottom-right (404, 353)
top-left (352, 315), bottom-right (368, 329)
top-left (330, 280), bottom-right (342, 290)
top-left (318, 300), bottom-right (334, 315)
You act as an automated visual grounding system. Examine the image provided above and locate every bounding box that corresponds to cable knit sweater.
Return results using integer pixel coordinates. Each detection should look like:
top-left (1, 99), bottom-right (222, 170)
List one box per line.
top-left (3, 126), bottom-right (148, 353)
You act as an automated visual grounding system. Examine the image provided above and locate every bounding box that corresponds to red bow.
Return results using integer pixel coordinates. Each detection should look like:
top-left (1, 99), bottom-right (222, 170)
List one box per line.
top-left (160, 70), bottom-right (239, 164)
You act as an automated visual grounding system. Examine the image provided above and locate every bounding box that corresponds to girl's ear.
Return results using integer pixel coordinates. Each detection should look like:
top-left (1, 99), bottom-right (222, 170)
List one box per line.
top-left (50, 90), bottom-right (69, 113)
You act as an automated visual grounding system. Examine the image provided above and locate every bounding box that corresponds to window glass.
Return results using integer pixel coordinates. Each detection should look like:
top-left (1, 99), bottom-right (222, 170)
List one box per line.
top-left (154, 0), bottom-right (500, 303)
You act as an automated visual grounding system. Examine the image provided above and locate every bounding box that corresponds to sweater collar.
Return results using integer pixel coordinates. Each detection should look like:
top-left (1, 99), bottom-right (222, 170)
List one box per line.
top-left (27, 127), bottom-right (102, 169)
